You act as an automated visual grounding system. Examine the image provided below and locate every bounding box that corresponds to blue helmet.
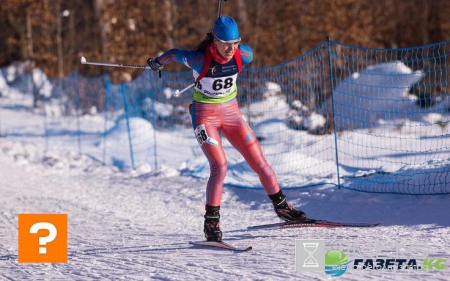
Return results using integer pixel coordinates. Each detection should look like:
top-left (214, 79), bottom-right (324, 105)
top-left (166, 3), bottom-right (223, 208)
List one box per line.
top-left (213, 16), bottom-right (240, 41)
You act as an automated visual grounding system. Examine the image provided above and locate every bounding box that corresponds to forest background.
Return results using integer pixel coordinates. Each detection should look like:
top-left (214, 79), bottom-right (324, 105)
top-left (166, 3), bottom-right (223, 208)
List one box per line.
top-left (1, 0), bottom-right (449, 84)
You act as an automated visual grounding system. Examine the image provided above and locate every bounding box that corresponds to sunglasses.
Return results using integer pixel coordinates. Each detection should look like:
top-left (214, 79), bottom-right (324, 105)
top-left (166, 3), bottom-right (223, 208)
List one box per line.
top-left (212, 33), bottom-right (241, 46)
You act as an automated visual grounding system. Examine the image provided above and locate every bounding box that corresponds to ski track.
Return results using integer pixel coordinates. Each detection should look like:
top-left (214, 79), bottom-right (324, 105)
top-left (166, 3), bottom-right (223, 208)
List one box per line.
top-left (0, 153), bottom-right (449, 280)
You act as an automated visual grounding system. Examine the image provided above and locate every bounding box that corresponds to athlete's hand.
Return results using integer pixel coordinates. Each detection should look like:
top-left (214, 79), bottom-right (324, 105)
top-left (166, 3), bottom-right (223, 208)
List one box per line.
top-left (147, 58), bottom-right (163, 71)
top-left (147, 58), bottom-right (163, 78)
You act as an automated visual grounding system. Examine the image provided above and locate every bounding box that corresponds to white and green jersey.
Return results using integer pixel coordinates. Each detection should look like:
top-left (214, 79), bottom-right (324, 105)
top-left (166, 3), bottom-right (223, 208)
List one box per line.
top-left (193, 59), bottom-right (239, 103)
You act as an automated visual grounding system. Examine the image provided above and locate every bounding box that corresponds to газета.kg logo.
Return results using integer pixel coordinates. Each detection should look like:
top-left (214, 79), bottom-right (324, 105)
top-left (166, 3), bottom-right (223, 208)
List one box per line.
top-left (324, 250), bottom-right (351, 277)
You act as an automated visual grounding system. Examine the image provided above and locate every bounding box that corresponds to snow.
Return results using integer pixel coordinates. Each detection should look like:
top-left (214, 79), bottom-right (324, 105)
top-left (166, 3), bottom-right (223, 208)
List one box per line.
top-left (0, 73), bottom-right (7, 94)
top-left (320, 61), bottom-right (424, 130)
top-left (31, 68), bottom-right (53, 98)
top-left (2, 62), bottom-right (52, 99)
top-left (0, 66), bottom-right (450, 280)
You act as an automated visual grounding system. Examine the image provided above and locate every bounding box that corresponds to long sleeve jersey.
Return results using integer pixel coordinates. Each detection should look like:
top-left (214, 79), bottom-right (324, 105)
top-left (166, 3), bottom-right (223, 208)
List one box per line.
top-left (156, 44), bottom-right (253, 103)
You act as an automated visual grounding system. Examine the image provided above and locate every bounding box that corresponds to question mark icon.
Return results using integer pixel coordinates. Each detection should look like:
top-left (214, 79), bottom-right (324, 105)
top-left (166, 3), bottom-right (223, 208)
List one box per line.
top-left (29, 222), bottom-right (58, 254)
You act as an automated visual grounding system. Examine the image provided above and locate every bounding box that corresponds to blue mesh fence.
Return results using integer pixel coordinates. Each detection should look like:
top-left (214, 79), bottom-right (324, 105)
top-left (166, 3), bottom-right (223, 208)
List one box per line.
top-left (234, 43), bottom-right (337, 189)
top-left (1, 40), bottom-right (449, 194)
top-left (328, 41), bottom-right (450, 194)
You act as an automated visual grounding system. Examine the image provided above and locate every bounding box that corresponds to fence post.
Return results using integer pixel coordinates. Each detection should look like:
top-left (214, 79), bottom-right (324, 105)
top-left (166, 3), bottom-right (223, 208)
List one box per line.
top-left (73, 71), bottom-right (82, 154)
top-left (103, 75), bottom-right (110, 165)
top-left (121, 83), bottom-right (136, 170)
top-left (149, 71), bottom-right (158, 170)
top-left (152, 95), bottom-right (158, 170)
top-left (42, 75), bottom-right (49, 152)
top-left (326, 38), bottom-right (341, 188)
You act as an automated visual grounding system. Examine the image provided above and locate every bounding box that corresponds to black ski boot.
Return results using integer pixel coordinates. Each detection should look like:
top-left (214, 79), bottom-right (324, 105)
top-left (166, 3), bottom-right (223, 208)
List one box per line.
top-left (204, 205), bottom-right (222, 242)
top-left (269, 190), bottom-right (310, 223)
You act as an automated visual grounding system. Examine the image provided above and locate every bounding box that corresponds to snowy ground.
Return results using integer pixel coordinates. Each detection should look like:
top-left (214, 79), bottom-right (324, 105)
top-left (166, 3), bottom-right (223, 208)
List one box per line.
top-left (0, 138), bottom-right (449, 280)
top-left (0, 85), bottom-right (449, 280)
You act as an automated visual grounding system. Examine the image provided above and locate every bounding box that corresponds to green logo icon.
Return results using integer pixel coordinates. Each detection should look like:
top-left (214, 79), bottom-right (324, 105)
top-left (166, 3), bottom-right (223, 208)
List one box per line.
top-left (324, 250), bottom-right (351, 277)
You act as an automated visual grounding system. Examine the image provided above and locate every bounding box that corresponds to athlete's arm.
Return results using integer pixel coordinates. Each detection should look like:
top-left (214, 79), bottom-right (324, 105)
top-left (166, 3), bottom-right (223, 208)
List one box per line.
top-left (156, 49), bottom-right (204, 73)
top-left (239, 44), bottom-right (253, 65)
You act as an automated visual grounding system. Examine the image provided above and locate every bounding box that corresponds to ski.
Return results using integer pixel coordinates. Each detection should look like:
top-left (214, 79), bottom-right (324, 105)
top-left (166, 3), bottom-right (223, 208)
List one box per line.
top-left (248, 220), bottom-right (381, 230)
top-left (189, 240), bottom-right (252, 252)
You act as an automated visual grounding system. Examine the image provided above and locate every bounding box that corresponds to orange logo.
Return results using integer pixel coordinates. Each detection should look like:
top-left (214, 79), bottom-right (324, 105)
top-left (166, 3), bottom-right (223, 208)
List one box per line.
top-left (18, 214), bottom-right (68, 263)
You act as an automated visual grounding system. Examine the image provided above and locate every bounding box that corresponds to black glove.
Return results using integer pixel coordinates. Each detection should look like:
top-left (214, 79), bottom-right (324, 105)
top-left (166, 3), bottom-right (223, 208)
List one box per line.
top-left (147, 58), bottom-right (163, 71)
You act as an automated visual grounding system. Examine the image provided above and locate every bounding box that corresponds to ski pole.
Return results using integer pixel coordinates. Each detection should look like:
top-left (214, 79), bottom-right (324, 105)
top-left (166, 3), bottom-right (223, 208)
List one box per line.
top-left (174, 83), bottom-right (195, 97)
top-left (175, 0), bottom-right (227, 97)
top-left (80, 56), bottom-right (161, 78)
top-left (217, 0), bottom-right (227, 18)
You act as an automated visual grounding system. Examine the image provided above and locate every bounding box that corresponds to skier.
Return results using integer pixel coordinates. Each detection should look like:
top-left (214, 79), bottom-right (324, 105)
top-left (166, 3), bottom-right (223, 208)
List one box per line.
top-left (147, 16), bottom-right (309, 242)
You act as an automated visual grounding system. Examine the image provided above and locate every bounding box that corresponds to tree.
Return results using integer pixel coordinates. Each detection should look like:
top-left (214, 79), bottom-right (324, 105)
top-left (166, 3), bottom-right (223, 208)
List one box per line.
top-left (0, 0), bottom-right (449, 80)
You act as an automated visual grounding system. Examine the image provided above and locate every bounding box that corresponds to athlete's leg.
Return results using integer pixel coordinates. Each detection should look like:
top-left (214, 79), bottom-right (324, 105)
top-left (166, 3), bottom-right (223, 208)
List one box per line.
top-left (190, 102), bottom-right (227, 207)
top-left (220, 99), bottom-right (280, 195)
top-left (221, 100), bottom-right (309, 222)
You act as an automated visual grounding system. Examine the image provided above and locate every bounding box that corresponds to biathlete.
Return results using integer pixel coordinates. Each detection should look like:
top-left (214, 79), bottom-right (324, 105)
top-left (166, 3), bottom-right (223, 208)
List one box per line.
top-left (147, 16), bottom-right (309, 242)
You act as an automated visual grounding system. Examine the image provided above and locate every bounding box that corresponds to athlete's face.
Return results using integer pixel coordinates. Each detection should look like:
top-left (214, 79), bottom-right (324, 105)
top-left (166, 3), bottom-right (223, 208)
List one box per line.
top-left (214, 39), bottom-right (240, 60)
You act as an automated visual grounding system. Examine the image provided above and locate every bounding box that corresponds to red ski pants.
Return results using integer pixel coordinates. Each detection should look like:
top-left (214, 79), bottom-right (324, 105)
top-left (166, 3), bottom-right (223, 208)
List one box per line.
top-left (190, 99), bottom-right (281, 207)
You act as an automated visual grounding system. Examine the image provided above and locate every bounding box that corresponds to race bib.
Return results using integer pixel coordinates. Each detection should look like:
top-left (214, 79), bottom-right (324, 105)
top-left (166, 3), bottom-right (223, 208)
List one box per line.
top-left (194, 124), bottom-right (218, 147)
top-left (195, 74), bottom-right (238, 98)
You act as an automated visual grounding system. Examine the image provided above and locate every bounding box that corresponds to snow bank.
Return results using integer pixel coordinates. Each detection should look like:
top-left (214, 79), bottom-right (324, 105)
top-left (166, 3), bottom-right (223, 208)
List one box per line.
top-left (321, 61), bottom-right (424, 130)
